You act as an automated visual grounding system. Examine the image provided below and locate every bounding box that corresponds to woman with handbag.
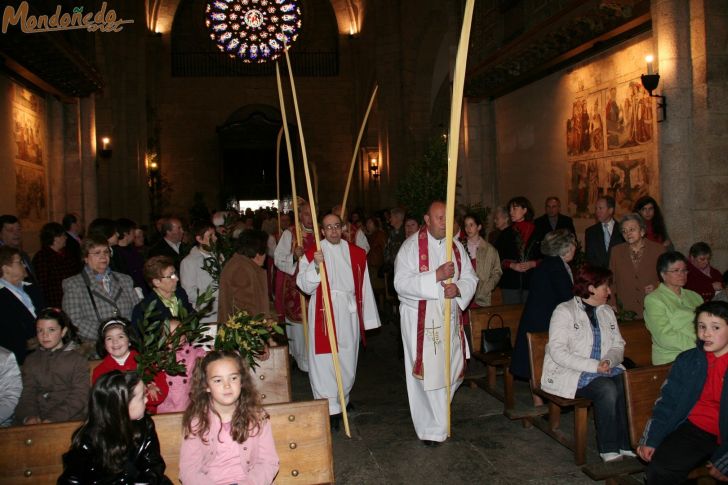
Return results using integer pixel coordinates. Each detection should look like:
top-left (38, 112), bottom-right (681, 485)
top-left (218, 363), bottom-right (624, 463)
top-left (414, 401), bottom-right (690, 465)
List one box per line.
top-left (510, 229), bottom-right (576, 404)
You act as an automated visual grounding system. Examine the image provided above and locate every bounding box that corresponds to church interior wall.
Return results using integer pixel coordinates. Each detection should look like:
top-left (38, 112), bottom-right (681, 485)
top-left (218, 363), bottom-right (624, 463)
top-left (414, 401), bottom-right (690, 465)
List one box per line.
top-left (492, 33), bottom-right (659, 247)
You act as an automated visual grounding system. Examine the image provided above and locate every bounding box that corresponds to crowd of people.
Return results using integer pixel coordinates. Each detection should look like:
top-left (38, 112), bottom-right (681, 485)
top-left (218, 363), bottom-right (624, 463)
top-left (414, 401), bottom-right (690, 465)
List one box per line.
top-left (0, 191), bottom-right (726, 483)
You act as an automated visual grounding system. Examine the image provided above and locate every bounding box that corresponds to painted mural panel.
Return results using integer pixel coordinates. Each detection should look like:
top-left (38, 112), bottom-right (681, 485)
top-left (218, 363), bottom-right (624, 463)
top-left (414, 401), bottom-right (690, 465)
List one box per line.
top-left (565, 76), bottom-right (655, 219)
top-left (12, 83), bottom-right (48, 222)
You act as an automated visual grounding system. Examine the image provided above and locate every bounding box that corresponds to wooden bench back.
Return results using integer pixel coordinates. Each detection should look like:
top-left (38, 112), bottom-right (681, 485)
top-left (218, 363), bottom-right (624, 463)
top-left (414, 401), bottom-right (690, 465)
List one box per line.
top-left (527, 331), bottom-right (549, 391)
top-left (619, 320), bottom-right (652, 367)
top-left (623, 364), bottom-right (671, 449)
top-left (469, 304), bottom-right (524, 352)
top-left (87, 345), bottom-right (292, 405)
top-left (0, 399), bottom-right (333, 485)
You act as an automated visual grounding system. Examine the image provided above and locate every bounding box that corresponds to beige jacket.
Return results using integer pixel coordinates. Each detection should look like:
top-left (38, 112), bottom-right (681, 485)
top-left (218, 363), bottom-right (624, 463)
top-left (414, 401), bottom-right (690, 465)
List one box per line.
top-left (471, 237), bottom-right (503, 307)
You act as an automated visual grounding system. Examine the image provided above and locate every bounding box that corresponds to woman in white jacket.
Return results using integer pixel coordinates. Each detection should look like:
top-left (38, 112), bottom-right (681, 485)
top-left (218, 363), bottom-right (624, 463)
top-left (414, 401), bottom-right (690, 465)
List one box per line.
top-left (541, 264), bottom-right (633, 463)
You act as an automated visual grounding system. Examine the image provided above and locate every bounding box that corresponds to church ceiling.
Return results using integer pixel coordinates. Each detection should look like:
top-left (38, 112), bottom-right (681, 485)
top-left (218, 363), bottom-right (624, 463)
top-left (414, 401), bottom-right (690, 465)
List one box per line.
top-left (465, 0), bottom-right (650, 99)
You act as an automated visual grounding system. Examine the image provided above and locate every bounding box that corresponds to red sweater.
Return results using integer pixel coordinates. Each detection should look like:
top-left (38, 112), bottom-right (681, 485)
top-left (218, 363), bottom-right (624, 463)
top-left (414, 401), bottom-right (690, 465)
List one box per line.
top-left (91, 350), bottom-right (169, 414)
top-left (688, 351), bottom-right (728, 442)
top-left (686, 260), bottom-right (723, 302)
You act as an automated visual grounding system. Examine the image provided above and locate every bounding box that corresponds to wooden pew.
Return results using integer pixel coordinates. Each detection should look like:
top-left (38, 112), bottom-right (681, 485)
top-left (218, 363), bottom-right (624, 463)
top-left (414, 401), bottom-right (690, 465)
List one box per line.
top-left (618, 320), bottom-right (651, 367)
top-left (87, 345), bottom-right (292, 405)
top-left (467, 304), bottom-right (523, 410)
top-left (527, 331), bottom-right (592, 465)
top-left (583, 364), bottom-right (713, 484)
top-left (581, 364), bottom-right (670, 482)
top-left (0, 399), bottom-right (333, 485)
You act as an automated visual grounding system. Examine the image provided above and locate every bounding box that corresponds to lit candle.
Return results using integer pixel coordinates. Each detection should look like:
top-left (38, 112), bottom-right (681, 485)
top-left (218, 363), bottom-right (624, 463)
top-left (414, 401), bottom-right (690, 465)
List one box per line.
top-left (645, 55), bottom-right (654, 75)
top-left (101, 137), bottom-right (110, 150)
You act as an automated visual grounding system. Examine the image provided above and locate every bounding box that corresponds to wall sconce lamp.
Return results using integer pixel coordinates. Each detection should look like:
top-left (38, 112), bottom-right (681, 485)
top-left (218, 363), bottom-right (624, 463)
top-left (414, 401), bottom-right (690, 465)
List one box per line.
top-left (100, 137), bottom-right (112, 158)
top-left (369, 155), bottom-right (380, 179)
top-left (641, 55), bottom-right (667, 122)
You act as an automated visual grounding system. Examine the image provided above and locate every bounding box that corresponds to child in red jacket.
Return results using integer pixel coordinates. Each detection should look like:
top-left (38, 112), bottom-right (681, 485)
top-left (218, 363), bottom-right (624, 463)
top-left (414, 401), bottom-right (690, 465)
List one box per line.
top-left (92, 318), bottom-right (168, 414)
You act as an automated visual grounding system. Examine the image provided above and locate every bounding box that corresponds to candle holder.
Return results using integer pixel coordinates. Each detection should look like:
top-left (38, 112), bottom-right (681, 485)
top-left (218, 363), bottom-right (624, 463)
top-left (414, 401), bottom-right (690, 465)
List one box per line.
top-left (641, 55), bottom-right (667, 122)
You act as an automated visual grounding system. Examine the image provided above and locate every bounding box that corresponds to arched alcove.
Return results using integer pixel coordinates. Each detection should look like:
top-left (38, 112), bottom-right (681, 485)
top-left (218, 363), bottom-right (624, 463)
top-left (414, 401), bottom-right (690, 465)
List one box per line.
top-left (217, 105), bottom-right (302, 204)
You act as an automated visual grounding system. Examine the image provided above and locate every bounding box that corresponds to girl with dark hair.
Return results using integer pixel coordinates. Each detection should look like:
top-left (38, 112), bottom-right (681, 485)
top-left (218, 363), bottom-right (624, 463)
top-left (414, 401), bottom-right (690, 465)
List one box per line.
top-left (541, 264), bottom-right (633, 462)
top-left (15, 308), bottom-right (89, 425)
top-left (92, 318), bottom-right (169, 414)
top-left (32, 222), bottom-right (77, 307)
top-left (633, 196), bottom-right (671, 248)
top-left (495, 196), bottom-right (541, 304)
top-left (180, 350), bottom-right (279, 485)
top-left (58, 370), bottom-right (172, 484)
top-left (638, 301), bottom-right (728, 483)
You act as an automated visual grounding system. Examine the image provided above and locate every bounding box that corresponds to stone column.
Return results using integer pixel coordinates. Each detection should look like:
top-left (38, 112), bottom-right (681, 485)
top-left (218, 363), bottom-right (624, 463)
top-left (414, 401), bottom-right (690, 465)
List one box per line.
top-left (651, 0), bottom-right (694, 253)
top-left (46, 97), bottom-right (65, 222)
top-left (460, 98), bottom-right (498, 213)
top-left (688, 0), bottom-right (728, 268)
top-left (79, 96), bottom-right (98, 223)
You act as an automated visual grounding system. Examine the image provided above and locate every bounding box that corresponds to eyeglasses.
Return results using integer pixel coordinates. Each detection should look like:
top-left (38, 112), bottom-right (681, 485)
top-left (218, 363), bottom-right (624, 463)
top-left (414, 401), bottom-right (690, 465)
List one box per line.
top-left (621, 227), bottom-right (641, 234)
top-left (324, 224), bottom-right (342, 231)
top-left (160, 273), bottom-right (178, 280)
top-left (88, 250), bottom-right (111, 257)
top-left (665, 269), bottom-right (689, 275)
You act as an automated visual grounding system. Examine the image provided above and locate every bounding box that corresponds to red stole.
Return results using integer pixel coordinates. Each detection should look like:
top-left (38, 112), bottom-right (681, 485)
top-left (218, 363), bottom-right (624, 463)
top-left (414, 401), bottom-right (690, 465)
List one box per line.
top-left (413, 225), bottom-right (465, 380)
top-left (282, 227), bottom-right (315, 322)
top-left (305, 241), bottom-right (367, 355)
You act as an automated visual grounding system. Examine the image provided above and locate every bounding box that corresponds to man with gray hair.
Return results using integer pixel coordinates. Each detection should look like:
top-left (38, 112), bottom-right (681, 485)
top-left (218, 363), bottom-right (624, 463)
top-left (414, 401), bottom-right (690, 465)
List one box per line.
top-left (585, 195), bottom-right (624, 268)
top-left (147, 217), bottom-right (189, 273)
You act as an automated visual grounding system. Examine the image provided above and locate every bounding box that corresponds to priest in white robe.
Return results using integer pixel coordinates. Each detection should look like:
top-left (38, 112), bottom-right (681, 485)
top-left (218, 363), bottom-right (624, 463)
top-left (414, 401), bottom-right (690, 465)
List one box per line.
top-left (274, 204), bottom-right (316, 372)
top-left (394, 201), bottom-right (477, 446)
top-left (297, 213), bottom-right (381, 428)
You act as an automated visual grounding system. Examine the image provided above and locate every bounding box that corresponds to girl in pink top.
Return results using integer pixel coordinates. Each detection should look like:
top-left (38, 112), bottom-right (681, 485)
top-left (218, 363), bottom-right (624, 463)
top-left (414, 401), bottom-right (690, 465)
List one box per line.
top-left (157, 320), bottom-right (207, 413)
top-left (180, 350), bottom-right (279, 485)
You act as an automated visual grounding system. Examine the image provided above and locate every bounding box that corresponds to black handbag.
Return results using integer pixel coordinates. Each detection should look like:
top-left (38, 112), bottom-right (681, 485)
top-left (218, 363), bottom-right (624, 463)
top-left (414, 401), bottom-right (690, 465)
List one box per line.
top-left (481, 314), bottom-right (512, 355)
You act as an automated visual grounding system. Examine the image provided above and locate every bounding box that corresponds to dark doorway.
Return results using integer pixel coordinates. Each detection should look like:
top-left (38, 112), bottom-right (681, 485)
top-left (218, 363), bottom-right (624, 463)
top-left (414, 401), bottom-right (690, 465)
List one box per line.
top-left (217, 104), bottom-right (300, 206)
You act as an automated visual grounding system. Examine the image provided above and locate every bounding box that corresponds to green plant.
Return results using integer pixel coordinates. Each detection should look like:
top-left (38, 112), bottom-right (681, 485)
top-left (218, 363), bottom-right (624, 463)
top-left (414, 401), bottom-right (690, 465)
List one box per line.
top-left (215, 309), bottom-right (285, 369)
top-left (201, 215), bottom-right (238, 290)
top-left (132, 287), bottom-right (215, 383)
top-left (397, 137), bottom-right (450, 221)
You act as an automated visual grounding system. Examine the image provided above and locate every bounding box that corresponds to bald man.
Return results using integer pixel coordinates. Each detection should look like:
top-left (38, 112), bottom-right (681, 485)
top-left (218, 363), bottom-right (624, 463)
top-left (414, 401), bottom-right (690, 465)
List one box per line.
top-left (394, 201), bottom-right (477, 446)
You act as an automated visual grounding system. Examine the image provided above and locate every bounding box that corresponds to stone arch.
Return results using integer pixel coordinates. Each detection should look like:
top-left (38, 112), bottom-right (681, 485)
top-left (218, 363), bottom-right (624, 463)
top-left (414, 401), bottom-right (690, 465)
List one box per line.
top-left (170, 0), bottom-right (340, 62)
top-left (217, 104), bottom-right (302, 202)
top-left (151, 0), bottom-right (364, 35)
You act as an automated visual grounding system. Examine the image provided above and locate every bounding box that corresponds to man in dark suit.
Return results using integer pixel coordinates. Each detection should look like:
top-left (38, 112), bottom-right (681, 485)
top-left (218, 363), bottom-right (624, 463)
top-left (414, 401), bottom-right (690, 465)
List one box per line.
top-left (533, 196), bottom-right (576, 241)
top-left (0, 214), bottom-right (39, 288)
top-left (147, 217), bottom-right (189, 272)
top-left (62, 213), bottom-right (83, 274)
top-left (584, 195), bottom-right (624, 268)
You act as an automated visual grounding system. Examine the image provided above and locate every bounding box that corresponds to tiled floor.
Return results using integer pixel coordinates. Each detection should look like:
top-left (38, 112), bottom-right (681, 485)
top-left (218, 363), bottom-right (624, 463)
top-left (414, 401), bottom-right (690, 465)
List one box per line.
top-left (288, 322), bottom-right (621, 484)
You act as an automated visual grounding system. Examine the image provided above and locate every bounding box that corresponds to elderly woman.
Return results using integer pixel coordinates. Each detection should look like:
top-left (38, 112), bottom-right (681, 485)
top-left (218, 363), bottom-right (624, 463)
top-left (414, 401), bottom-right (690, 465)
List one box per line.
top-left (62, 236), bottom-right (139, 357)
top-left (495, 197), bottom-right (541, 304)
top-left (32, 222), bottom-right (77, 308)
top-left (685, 242), bottom-right (724, 302)
top-left (511, 230), bottom-right (576, 397)
top-left (131, 256), bottom-right (194, 331)
top-left (608, 213), bottom-right (665, 319)
top-left (633, 196), bottom-right (671, 248)
top-left (488, 205), bottom-right (510, 245)
top-left (0, 246), bottom-right (44, 364)
top-left (644, 252), bottom-right (704, 365)
top-left (541, 265), bottom-right (632, 462)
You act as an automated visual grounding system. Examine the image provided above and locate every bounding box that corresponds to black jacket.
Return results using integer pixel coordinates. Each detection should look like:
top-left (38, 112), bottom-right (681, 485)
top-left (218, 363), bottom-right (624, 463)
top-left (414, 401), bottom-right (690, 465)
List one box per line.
top-left (584, 220), bottom-right (624, 268)
top-left (58, 415), bottom-right (172, 485)
top-left (0, 283), bottom-right (44, 365)
top-left (131, 286), bottom-right (194, 332)
top-left (147, 239), bottom-right (190, 274)
top-left (509, 256), bottom-right (573, 379)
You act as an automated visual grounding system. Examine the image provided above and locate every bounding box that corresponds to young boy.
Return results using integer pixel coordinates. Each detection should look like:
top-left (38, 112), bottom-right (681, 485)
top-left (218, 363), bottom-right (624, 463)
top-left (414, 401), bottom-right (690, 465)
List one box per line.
top-left (638, 300), bottom-right (728, 484)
